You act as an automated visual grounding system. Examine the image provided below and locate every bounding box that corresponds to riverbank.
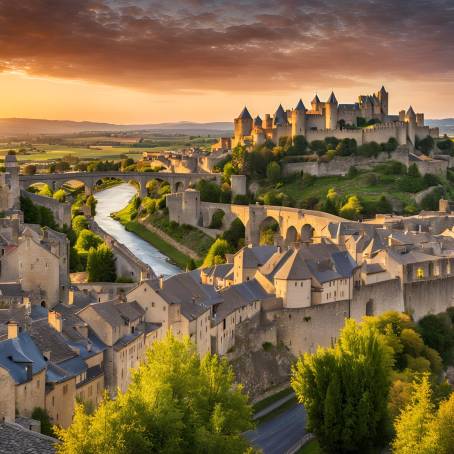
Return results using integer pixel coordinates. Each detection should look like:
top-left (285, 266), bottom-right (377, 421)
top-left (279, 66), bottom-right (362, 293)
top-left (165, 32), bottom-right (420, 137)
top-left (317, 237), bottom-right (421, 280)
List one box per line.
top-left (93, 184), bottom-right (180, 277)
top-left (122, 220), bottom-right (192, 270)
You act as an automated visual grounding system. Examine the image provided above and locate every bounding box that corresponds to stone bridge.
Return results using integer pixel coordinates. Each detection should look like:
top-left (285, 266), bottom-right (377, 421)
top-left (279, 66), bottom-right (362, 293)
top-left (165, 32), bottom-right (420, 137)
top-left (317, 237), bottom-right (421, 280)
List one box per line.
top-left (167, 190), bottom-right (346, 246)
top-left (19, 171), bottom-right (221, 198)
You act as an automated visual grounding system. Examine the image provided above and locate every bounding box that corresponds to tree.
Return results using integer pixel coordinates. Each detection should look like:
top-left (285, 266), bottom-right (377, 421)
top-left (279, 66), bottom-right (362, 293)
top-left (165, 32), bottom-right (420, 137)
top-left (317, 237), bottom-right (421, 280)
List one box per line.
top-left (32, 407), bottom-right (55, 437)
top-left (203, 239), bottom-right (231, 267)
top-left (339, 195), bottom-right (363, 220)
top-left (222, 218), bottom-right (245, 250)
top-left (56, 334), bottom-right (254, 454)
top-left (292, 135), bottom-right (308, 154)
top-left (38, 184), bottom-right (53, 197)
top-left (392, 375), bottom-right (439, 454)
top-left (87, 243), bottom-right (117, 282)
top-left (417, 136), bottom-right (435, 155)
top-left (310, 140), bottom-right (327, 156)
top-left (407, 163), bottom-right (421, 178)
top-left (55, 161), bottom-right (71, 173)
top-left (291, 319), bottom-right (393, 453)
top-left (75, 229), bottom-right (103, 252)
top-left (376, 195), bottom-right (392, 214)
top-left (53, 189), bottom-right (66, 203)
top-left (86, 195), bottom-right (97, 216)
top-left (231, 145), bottom-right (248, 174)
top-left (418, 313), bottom-right (454, 365)
top-left (72, 215), bottom-right (89, 237)
top-left (266, 161), bottom-right (281, 183)
top-left (336, 138), bottom-right (357, 156)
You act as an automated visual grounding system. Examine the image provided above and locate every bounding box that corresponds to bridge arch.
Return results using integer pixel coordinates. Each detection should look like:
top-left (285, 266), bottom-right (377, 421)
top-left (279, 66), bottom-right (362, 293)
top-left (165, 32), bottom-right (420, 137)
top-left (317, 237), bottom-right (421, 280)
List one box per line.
top-left (285, 225), bottom-right (298, 246)
top-left (259, 216), bottom-right (281, 246)
top-left (301, 223), bottom-right (314, 242)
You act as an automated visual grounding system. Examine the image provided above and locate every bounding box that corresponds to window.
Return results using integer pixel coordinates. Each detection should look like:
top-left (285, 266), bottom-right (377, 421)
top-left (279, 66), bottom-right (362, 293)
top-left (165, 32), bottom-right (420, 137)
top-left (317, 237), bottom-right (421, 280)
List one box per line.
top-left (151, 302), bottom-right (155, 307)
top-left (63, 384), bottom-right (68, 395)
top-left (416, 267), bottom-right (424, 279)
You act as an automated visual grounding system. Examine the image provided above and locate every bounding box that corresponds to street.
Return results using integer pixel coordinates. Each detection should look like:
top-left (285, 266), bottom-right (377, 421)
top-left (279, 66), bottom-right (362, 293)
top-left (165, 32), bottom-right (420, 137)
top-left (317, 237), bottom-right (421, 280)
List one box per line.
top-left (245, 403), bottom-right (307, 454)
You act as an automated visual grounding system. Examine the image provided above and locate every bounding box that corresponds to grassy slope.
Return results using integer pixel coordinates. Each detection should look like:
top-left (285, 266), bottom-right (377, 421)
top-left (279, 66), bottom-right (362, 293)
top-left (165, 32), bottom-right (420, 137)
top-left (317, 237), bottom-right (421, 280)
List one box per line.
top-left (123, 221), bottom-right (189, 269)
top-left (146, 211), bottom-right (214, 258)
top-left (297, 440), bottom-right (322, 454)
top-left (258, 167), bottom-right (454, 210)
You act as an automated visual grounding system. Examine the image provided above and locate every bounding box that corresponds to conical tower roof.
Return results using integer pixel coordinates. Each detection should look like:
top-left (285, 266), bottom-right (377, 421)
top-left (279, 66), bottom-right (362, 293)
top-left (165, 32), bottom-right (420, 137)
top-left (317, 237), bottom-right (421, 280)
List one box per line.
top-left (274, 104), bottom-right (287, 126)
top-left (295, 99), bottom-right (306, 111)
top-left (311, 94), bottom-right (320, 105)
top-left (406, 106), bottom-right (416, 117)
top-left (254, 115), bottom-right (262, 127)
top-left (327, 91), bottom-right (338, 104)
top-left (380, 85), bottom-right (387, 94)
top-left (238, 106), bottom-right (252, 120)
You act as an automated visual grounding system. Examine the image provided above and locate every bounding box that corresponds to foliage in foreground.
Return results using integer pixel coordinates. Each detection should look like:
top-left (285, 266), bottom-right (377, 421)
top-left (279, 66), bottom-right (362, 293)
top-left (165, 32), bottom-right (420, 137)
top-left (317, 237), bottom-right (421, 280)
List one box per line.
top-left (392, 375), bottom-right (454, 454)
top-left (291, 318), bottom-right (394, 453)
top-left (56, 334), bottom-right (255, 454)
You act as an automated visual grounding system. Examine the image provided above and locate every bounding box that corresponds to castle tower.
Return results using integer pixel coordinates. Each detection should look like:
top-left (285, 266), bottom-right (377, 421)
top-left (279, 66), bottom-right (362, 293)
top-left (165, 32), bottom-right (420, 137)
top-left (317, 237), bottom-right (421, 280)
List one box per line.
top-left (273, 104), bottom-right (287, 126)
top-left (291, 99), bottom-right (306, 138)
top-left (233, 106), bottom-right (253, 145)
top-left (264, 114), bottom-right (272, 129)
top-left (377, 86), bottom-right (388, 117)
top-left (4, 153), bottom-right (20, 210)
top-left (325, 92), bottom-right (338, 130)
top-left (254, 115), bottom-right (262, 129)
top-left (399, 110), bottom-right (406, 122)
top-left (405, 106), bottom-right (417, 146)
top-left (416, 113), bottom-right (424, 127)
top-left (311, 94), bottom-right (321, 112)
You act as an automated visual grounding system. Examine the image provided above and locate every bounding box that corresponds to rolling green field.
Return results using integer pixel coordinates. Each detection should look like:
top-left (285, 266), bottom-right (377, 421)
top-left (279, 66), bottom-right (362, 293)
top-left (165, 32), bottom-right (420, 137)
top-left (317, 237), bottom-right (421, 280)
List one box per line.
top-left (0, 144), bottom-right (146, 162)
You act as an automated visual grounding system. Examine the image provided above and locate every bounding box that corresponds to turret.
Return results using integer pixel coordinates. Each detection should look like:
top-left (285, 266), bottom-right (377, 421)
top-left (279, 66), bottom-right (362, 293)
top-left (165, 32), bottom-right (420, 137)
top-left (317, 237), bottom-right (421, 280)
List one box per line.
top-left (291, 99), bottom-right (306, 138)
top-left (254, 115), bottom-right (262, 128)
top-left (234, 106), bottom-right (253, 141)
top-left (4, 153), bottom-right (20, 210)
top-left (325, 91), bottom-right (338, 130)
top-left (405, 106), bottom-right (417, 146)
top-left (273, 104), bottom-right (287, 126)
top-left (416, 113), bottom-right (424, 127)
top-left (378, 85), bottom-right (388, 116)
top-left (311, 94), bottom-right (321, 112)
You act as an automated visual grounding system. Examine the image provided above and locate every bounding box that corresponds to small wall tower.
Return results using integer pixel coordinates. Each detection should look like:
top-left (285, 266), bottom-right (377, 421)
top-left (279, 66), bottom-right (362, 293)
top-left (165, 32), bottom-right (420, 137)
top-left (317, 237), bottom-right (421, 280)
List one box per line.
top-left (377, 86), bottom-right (388, 117)
top-left (405, 106), bottom-right (417, 146)
top-left (234, 107), bottom-right (253, 145)
top-left (325, 92), bottom-right (338, 130)
top-left (291, 99), bottom-right (306, 138)
top-left (4, 153), bottom-right (20, 210)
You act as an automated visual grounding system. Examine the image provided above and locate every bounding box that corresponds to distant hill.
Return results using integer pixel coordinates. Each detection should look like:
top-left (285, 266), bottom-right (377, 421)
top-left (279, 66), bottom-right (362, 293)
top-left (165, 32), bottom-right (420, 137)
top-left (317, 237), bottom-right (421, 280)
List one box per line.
top-left (425, 118), bottom-right (454, 136)
top-left (0, 118), bottom-right (233, 137)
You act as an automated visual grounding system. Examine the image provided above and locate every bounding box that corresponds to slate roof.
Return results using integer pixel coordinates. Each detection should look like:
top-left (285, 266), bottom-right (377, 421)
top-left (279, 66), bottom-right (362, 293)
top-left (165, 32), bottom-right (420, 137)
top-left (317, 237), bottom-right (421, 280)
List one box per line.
top-left (236, 245), bottom-right (277, 269)
top-left (311, 94), bottom-right (320, 104)
top-left (273, 104), bottom-right (288, 126)
top-left (0, 422), bottom-right (57, 453)
top-left (0, 282), bottom-right (23, 298)
top-left (406, 106), bottom-right (416, 116)
top-left (0, 332), bottom-right (46, 384)
top-left (327, 91), bottom-right (338, 104)
top-left (29, 319), bottom-right (77, 364)
top-left (387, 248), bottom-right (439, 265)
top-left (79, 301), bottom-right (144, 328)
top-left (238, 106), bottom-right (252, 120)
top-left (260, 243), bottom-right (357, 286)
top-left (213, 280), bottom-right (268, 325)
top-left (295, 99), bottom-right (306, 111)
top-left (365, 263), bottom-right (386, 274)
top-left (202, 263), bottom-right (233, 280)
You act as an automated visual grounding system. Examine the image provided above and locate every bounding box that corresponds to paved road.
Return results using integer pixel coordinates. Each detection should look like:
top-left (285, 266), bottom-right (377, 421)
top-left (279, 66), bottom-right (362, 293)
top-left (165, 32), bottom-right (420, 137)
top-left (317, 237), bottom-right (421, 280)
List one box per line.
top-left (245, 403), bottom-right (307, 454)
top-left (253, 392), bottom-right (296, 420)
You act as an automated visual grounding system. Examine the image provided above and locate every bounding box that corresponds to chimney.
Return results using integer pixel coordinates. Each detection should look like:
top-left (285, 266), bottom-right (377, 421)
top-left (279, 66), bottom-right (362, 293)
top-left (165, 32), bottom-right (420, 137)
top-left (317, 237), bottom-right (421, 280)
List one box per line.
top-left (68, 289), bottom-right (75, 305)
top-left (7, 320), bottom-right (19, 339)
top-left (48, 310), bottom-right (62, 333)
top-left (159, 275), bottom-right (164, 289)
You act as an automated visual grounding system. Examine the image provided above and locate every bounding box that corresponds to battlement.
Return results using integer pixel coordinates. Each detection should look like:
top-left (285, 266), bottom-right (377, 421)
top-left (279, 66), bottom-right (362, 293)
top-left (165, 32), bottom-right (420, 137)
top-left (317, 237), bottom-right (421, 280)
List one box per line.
top-left (363, 121), bottom-right (404, 132)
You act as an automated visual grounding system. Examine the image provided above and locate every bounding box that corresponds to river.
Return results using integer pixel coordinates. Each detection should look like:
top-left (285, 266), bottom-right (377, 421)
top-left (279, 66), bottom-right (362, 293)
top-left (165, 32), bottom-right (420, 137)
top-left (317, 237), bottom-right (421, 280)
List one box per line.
top-left (93, 183), bottom-right (181, 277)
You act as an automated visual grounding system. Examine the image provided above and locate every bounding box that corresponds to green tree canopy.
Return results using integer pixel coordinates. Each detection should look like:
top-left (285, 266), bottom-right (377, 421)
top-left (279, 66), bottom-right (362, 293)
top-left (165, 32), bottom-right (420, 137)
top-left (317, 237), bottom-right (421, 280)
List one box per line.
top-left (87, 243), bottom-right (117, 282)
top-left (72, 215), bottom-right (89, 237)
top-left (266, 161), bottom-right (281, 183)
top-left (339, 195), bottom-right (363, 220)
top-left (56, 334), bottom-right (254, 454)
top-left (203, 238), bottom-right (232, 267)
top-left (53, 189), bottom-right (66, 203)
top-left (291, 319), bottom-right (393, 453)
top-left (75, 229), bottom-right (103, 253)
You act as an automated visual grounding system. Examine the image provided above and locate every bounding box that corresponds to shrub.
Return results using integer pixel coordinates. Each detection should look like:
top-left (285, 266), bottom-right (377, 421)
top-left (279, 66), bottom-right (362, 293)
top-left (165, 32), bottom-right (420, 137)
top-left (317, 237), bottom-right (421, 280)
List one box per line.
top-left (209, 210), bottom-right (225, 229)
top-left (339, 195), bottom-right (363, 220)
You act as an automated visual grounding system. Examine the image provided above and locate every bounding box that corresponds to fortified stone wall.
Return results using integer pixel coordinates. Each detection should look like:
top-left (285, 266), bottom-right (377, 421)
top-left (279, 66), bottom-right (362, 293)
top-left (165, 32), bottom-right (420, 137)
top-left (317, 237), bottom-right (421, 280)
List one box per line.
top-left (404, 277), bottom-right (454, 321)
top-left (305, 128), bottom-right (363, 145)
top-left (263, 300), bottom-right (350, 356)
top-left (350, 278), bottom-right (405, 320)
top-left (21, 190), bottom-right (71, 227)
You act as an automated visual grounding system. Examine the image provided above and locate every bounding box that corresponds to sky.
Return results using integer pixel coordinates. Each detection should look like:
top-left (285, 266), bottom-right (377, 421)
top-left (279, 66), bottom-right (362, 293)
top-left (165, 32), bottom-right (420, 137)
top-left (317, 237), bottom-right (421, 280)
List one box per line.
top-left (0, 0), bottom-right (453, 123)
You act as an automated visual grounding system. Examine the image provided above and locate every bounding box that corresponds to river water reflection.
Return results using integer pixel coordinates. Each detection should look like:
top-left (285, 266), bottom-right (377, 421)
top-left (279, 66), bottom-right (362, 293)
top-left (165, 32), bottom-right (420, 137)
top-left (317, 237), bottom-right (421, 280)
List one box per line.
top-left (93, 183), bottom-right (181, 277)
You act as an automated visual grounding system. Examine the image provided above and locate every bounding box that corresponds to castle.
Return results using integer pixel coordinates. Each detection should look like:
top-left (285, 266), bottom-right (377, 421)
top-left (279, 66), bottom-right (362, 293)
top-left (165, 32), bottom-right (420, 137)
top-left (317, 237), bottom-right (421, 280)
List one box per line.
top-left (233, 87), bottom-right (439, 148)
